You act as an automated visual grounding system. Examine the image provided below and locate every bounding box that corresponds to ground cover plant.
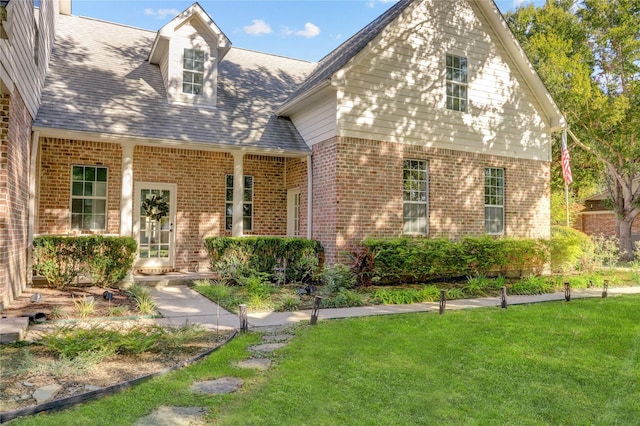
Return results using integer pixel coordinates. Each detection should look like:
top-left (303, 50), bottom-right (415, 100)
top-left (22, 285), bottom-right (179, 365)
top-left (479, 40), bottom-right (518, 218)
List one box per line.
top-left (11, 295), bottom-right (640, 425)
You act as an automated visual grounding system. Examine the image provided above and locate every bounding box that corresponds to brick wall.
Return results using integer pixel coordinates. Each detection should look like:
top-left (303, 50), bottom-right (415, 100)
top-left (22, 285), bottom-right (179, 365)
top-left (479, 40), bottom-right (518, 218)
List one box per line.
top-left (311, 137), bottom-right (338, 263)
top-left (577, 212), bottom-right (640, 237)
top-left (38, 138), bottom-right (122, 234)
top-left (38, 141), bottom-right (291, 271)
top-left (0, 91), bottom-right (32, 311)
top-left (314, 136), bottom-right (551, 264)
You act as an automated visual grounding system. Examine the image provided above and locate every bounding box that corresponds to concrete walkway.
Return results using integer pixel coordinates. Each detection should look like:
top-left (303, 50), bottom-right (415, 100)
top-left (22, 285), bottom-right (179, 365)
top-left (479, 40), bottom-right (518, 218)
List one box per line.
top-left (148, 285), bottom-right (640, 331)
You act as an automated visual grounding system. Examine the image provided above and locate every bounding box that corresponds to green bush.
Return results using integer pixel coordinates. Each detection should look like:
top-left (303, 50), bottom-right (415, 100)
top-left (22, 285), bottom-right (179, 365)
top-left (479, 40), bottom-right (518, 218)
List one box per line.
top-left (510, 275), bottom-right (553, 295)
top-left (204, 237), bottom-right (323, 283)
top-left (321, 264), bottom-right (356, 292)
top-left (549, 226), bottom-right (595, 272)
top-left (362, 236), bottom-right (547, 284)
top-left (33, 236), bottom-right (137, 289)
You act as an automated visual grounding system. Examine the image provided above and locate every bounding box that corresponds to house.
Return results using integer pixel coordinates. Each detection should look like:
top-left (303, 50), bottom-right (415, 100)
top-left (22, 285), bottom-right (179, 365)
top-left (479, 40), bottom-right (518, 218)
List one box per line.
top-left (0, 0), bottom-right (70, 310)
top-left (2, 0), bottom-right (565, 308)
top-left (575, 180), bottom-right (640, 246)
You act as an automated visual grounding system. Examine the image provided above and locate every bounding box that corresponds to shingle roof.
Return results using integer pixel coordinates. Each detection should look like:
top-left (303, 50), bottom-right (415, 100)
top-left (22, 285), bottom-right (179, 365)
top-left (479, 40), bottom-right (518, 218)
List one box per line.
top-left (282, 0), bottom-right (413, 106)
top-left (34, 14), bottom-right (316, 153)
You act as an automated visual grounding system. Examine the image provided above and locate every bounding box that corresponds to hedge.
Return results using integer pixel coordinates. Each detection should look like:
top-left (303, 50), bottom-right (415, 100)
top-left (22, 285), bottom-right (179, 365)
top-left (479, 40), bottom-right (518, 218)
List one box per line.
top-left (33, 236), bottom-right (137, 289)
top-left (204, 236), bottom-right (323, 283)
top-left (362, 236), bottom-right (548, 284)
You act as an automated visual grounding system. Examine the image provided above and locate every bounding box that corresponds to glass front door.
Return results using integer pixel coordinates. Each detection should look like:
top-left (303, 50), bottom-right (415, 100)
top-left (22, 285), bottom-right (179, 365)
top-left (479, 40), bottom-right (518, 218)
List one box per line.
top-left (134, 183), bottom-right (176, 268)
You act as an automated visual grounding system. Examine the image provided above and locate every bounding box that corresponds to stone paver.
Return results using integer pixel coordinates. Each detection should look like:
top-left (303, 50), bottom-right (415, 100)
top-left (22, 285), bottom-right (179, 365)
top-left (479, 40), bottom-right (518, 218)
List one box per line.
top-left (133, 406), bottom-right (208, 426)
top-left (249, 342), bottom-right (287, 353)
top-left (190, 377), bottom-right (244, 395)
top-left (237, 358), bottom-right (272, 371)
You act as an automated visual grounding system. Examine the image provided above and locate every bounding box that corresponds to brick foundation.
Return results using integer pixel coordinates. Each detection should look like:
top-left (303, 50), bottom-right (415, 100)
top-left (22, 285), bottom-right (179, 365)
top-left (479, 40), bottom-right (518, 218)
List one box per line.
top-left (313, 136), bottom-right (551, 264)
top-left (576, 211), bottom-right (640, 237)
top-left (0, 91), bottom-right (32, 311)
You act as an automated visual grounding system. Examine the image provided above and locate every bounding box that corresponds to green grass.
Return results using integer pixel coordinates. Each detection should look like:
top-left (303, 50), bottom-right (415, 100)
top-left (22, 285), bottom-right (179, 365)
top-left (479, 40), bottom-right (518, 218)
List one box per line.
top-left (13, 296), bottom-right (640, 425)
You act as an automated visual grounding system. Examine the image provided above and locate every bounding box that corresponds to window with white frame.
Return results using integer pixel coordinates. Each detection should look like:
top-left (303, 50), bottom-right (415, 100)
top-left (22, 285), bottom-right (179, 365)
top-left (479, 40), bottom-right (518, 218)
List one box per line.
top-left (71, 165), bottom-right (108, 231)
top-left (446, 54), bottom-right (467, 112)
top-left (484, 167), bottom-right (505, 235)
top-left (403, 159), bottom-right (428, 234)
top-left (225, 175), bottom-right (253, 231)
top-left (183, 48), bottom-right (205, 95)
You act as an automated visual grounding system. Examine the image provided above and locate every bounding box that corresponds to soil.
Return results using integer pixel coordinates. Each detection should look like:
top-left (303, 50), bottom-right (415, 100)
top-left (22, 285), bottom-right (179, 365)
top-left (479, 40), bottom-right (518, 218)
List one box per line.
top-left (0, 286), bottom-right (232, 414)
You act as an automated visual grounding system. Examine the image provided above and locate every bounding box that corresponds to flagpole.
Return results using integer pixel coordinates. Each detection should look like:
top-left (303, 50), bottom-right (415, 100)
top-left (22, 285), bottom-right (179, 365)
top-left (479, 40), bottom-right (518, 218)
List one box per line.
top-left (565, 181), bottom-right (569, 227)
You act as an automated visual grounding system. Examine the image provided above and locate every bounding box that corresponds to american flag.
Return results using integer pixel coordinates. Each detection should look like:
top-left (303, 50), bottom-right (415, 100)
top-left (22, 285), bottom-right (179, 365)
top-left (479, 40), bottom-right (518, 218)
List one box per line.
top-left (561, 130), bottom-right (572, 185)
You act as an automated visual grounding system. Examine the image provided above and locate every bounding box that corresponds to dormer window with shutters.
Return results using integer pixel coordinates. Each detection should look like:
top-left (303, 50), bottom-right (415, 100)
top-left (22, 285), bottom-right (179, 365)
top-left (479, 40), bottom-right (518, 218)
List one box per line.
top-left (148, 4), bottom-right (231, 108)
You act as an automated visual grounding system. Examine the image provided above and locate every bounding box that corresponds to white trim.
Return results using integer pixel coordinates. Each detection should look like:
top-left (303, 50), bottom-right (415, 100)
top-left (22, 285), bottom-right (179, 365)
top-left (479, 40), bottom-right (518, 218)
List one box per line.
top-left (232, 152), bottom-right (245, 237)
top-left (27, 130), bottom-right (40, 276)
top-left (287, 188), bottom-right (301, 237)
top-left (69, 164), bottom-right (109, 232)
top-left (120, 144), bottom-right (134, 236)
top-left (306, 154), bottom-right (313, 239)
top-left (32, 126), bottom-right (311, 158)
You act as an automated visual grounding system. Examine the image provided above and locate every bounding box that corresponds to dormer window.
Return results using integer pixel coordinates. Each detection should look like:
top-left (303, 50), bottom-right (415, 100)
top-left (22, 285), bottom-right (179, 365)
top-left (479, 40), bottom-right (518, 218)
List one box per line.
top-left (183, 48), bottom-right (204, 95)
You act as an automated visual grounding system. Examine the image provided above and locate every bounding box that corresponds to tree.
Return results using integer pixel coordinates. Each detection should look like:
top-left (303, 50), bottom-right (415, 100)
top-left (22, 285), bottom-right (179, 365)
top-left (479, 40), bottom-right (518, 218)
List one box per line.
top-left (506, 0), bottom-right (640, 260)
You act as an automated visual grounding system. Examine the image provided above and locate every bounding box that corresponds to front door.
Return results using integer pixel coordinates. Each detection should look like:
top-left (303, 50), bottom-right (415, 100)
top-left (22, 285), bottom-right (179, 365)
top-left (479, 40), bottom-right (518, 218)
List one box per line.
top-left (134, 183), bottom-right (176, 268)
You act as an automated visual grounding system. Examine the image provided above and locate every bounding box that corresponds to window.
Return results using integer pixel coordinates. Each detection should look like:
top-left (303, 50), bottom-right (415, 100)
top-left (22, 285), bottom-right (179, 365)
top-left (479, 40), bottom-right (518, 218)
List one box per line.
top-left (446, 54), bottom-right (467, 112)
top-left (182, 48), bottom-right (204, 95)
top-left (71, 166), bottom-right (107, 231)
top-left (485, 167), bottom-right (504, 235)
top-left (403, 159), bottom-right (428, 234)
top-left (287, 189), bottom-right (301, 237)
top-left (225, 175), bottom-right (253, 232)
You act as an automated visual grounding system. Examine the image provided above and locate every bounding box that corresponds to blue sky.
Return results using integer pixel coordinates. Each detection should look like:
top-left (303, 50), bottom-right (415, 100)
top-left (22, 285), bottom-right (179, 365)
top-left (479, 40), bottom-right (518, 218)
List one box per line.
top-left (71, 0), bottom-right (546, 62)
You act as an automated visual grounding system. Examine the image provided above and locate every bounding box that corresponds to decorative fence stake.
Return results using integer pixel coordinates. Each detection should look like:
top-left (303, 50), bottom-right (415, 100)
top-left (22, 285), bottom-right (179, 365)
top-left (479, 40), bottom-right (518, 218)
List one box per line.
top-left (239, 304), bottom-right (248, 332)
top-left (564, 282), bottom-right (571, 302)
top-left (602, 280), bottom-right (609, 298)
top-left (500, 286), bottom-right (508, 309)
top-left (439, 289), bottom-right (446, 315)
top-left (310, 296), bottom-right (322, 325)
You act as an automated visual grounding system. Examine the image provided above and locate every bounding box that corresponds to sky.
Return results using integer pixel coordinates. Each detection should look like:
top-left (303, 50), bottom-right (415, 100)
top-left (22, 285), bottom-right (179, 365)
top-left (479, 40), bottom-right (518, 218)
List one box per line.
top-left (70, 0), bottom-right (546, 62)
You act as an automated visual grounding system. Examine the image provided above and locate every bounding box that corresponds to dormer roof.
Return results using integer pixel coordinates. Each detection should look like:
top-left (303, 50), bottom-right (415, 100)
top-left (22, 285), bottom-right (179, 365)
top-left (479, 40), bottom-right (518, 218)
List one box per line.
top-left (148, 2), bottom-right (231, 65)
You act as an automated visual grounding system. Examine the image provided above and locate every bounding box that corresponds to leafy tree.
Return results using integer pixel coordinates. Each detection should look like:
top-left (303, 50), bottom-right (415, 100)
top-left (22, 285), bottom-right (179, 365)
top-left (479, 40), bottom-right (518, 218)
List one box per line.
top-left (506, 0), bottom-right (640, 260)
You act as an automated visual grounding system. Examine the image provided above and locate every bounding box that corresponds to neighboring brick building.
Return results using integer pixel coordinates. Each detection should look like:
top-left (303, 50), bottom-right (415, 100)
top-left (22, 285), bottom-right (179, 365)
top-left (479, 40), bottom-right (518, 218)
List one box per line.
top-left (6, 0), bottom-right (565, 294)
top-left (575, 192), bottom-right (640, 246)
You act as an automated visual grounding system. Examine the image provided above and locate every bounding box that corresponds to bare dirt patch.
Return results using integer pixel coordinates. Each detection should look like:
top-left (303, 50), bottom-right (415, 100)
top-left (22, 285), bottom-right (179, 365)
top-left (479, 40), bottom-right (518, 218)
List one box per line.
top-left (1, 286), bottom-right (232, 414)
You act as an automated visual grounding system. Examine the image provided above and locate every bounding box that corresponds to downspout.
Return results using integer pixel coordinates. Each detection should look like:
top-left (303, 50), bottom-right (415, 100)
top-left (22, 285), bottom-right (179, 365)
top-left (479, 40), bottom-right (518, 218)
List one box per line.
top-left (307, 154), bottom-right (312, 239)
top-left (27, 130), bottom-right (40, 282)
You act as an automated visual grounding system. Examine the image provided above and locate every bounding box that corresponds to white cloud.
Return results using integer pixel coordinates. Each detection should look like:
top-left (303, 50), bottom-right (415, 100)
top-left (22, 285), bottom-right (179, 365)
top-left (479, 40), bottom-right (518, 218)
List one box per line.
top-left (366, 0), bottom-right (396, 7)
top-left (281, 26), bottom-right (294, 36)
top-left (243, 19), bottom-right (272, 36)
top-left (144, 8), bottom-right (180, 20)
top-left (295, 22), bottom-right (320, 39)
top-left (513, 0), bottom-right (530, 7)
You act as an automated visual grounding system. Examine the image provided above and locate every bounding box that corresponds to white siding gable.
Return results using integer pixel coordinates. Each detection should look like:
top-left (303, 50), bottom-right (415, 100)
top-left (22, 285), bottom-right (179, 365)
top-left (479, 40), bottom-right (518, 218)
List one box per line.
top-left (1, 0), bottom-right (59, 118)
top-left (336, 0), bottom-right (552, 162)
top-left (289, 89), bottom-right (337, 146)
top-left (164, 20), bottom-right (219, 107)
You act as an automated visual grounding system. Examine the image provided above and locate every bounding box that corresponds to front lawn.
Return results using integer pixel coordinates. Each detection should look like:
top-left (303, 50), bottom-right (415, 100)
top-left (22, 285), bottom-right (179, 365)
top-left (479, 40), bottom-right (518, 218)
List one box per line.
top-left (12, 295), bottom-right (640, 425)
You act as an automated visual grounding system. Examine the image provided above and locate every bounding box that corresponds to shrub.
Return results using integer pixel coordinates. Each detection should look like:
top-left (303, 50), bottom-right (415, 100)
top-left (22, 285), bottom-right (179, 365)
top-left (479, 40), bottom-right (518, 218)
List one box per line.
top-left (592, 235), bottom-right (620, 268)
top-left (322, 289), bottom-right (365, 308)
top-left (33, 236), bottom-right (137, 289)
top-left (362, 236), bottom-right (547, 284)
top-left (348, 247), bottom-right (378, 287)
top-left (373, 285), bottom-right (440, 305)
top-left (204, 237), bottom-right (323, 283)
top-left (321, 264), bottom-right (356, 292)
top-left (549, 226), bottom-right (595, 273)
top-left (510, 275), bottom-right (553, 295)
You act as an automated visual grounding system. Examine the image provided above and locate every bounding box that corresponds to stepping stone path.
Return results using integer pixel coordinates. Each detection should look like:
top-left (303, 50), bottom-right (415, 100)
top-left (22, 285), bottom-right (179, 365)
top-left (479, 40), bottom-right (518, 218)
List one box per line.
top-left (133, 326), bottom-right (296, 425)
top-left (133, 406), bottom-right (208, 426)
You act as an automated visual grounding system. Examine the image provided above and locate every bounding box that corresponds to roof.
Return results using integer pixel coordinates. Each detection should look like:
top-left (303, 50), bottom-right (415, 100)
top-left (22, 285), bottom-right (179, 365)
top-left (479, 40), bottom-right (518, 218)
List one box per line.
top-left (33, 14), bottom-right (316, 154)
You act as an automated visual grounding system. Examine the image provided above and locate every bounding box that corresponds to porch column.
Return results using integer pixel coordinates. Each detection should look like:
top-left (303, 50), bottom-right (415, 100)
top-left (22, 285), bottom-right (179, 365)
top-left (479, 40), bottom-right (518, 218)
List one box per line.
top-left (306, 154), bottom-right (313, 239)
top-left (232, 152), bottom-right (245, 237)
top-left (120, 143), bottom-right (134, 236)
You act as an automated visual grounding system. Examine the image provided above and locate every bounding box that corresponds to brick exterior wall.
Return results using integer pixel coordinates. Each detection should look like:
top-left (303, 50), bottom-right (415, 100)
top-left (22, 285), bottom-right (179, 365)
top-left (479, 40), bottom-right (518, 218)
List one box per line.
top-left (38, 138), bottom-right (123, 234)
top-left (37, 141), bottom-right (293, 271)
top-left (313, 136), bottom-right (551, 264)
top-left (285, 157), bottom-right (308, 237)
top-left (576, 212), bottom-right (640, 237)
top-left (311, 137), bottom-right (338, 262)
top-left (0, 91), bottom-right (32, 311)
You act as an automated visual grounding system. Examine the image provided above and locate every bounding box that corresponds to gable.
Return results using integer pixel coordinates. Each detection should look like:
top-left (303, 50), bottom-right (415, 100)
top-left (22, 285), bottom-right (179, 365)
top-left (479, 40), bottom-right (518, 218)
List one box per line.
top-left (334, 0), bottom-right (557, 161)
top-left (148, 3), bottom-right (231, 107)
